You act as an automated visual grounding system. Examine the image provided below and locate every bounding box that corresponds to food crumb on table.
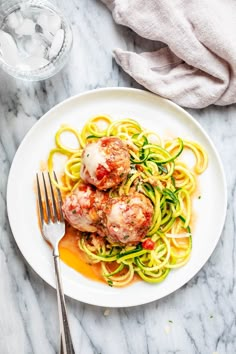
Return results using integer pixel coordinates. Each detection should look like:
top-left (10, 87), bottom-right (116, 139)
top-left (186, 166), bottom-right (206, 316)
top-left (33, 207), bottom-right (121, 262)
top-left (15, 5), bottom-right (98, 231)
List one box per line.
top-left (103, 309), bottom-right (110, 316)
top-left (164, 325), bottom-right (171, 334)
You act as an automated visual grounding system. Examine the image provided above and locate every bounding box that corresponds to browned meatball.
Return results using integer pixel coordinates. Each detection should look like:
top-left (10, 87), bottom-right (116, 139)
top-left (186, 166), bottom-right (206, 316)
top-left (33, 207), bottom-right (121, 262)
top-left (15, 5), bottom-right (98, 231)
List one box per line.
top-left (80, 137), bottom-right (130, 190)
top-left (62, 183), bottom-right (108, 232)
top-left (97, 193), bottom-right (154, 245)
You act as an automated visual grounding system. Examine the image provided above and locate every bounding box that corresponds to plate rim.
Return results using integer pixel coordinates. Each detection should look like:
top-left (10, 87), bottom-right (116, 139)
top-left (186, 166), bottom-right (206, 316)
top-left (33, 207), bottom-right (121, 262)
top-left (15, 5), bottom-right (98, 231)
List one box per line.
top-left (7, 87), bottom-right (228, 307)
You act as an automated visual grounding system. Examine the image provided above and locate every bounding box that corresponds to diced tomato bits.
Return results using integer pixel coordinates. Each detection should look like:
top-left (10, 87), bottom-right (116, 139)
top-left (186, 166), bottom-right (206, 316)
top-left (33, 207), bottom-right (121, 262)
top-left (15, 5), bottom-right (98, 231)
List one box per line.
top-left (68, 204), bottom-right (75, 211)
top-left (137, 165), bottom-right (144, 172)
top-left (100, 137), bottom-right (113, 147)
top-left (96, 164), bottom-right (109, 180)
top-left (79, 185), bottom-right (89, 192)
top-left (142, 239), bottom-right (155, 250)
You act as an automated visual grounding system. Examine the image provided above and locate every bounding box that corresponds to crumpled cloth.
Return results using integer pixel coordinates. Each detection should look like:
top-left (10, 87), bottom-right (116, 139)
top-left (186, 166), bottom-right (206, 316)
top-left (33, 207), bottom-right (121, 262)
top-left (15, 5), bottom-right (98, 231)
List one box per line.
top-left (101, 0), bottom-right (236, 108)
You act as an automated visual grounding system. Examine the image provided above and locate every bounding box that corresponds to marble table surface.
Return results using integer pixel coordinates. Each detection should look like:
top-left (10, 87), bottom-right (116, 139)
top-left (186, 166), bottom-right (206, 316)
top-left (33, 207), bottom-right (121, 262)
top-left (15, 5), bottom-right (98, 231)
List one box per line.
top-left (0, 1), bottom-right (235, 353)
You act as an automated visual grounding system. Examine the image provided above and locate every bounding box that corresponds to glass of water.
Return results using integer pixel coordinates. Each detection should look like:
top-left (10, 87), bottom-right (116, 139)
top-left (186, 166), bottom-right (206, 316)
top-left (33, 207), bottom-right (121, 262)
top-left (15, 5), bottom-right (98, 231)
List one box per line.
top-left (0, 0), bottom-right (73, 80)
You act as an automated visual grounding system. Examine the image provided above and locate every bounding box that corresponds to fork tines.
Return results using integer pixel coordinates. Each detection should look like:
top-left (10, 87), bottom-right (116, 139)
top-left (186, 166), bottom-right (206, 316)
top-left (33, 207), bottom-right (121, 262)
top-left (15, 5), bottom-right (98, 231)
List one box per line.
top-left (36, 171), bottom-right (64, 225)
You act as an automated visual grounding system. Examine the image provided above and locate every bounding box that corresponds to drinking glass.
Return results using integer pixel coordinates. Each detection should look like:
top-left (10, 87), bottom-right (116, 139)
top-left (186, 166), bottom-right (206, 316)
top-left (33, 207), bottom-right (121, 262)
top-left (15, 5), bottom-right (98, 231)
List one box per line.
top-left (0, 0), bottom-right (73, 80)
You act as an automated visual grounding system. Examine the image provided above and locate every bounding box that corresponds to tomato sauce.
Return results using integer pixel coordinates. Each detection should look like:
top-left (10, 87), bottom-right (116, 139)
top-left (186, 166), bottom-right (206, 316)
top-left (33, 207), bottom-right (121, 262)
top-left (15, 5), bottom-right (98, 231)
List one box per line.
top-left (59, 225), bottom-right (104, 283)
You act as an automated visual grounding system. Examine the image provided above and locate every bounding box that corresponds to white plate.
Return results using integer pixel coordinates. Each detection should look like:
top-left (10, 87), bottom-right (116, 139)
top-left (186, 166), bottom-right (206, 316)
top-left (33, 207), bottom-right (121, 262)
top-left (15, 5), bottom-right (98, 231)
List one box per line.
top-left (7, 88), bottom-right (227, 307)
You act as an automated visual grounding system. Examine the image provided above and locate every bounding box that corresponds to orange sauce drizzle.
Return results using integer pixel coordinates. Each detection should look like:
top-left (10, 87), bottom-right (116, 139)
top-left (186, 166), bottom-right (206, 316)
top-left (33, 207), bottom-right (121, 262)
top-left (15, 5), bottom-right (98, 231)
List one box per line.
top-left (59, 225), bottom-right (104, 283)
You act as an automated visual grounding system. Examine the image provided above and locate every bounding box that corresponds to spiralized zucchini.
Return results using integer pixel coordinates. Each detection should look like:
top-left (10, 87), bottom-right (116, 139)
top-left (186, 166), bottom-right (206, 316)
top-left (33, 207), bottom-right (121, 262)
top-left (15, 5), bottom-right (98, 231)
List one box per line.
top-left (48, 115), bottom-right (208, 287)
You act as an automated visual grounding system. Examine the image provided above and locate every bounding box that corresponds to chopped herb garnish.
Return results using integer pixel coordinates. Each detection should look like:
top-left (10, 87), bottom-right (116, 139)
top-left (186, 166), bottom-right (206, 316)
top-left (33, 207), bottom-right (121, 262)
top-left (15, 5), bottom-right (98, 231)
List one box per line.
top-left (198, 195), bottom-right (201, 199)
top-left (158, 165), bottom-right (168, 174)
top-left (165, 198), bottom-right (175, 204)
top-left (72, 210), bottom-right (76, 214)
top-left (87, 154), bottom-right (90, 157)
top-left (171, 176), bottom-right (176, 188)
top-left (168, 320), bottom-right (173, 323)
top-left (124, 235), bottom-right (129, 240)
top-left (210, 315), bottom-right (213, 318)
top-left (86, 135), bottom-right (98, 139)
top-left (107, 280), bottom-right (113, 287)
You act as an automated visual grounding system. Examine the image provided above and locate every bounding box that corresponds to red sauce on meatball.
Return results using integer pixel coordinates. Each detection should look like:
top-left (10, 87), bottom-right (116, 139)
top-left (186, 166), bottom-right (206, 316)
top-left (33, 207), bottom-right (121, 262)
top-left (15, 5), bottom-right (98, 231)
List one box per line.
top-left (80, 137), bottom-right (130, 190)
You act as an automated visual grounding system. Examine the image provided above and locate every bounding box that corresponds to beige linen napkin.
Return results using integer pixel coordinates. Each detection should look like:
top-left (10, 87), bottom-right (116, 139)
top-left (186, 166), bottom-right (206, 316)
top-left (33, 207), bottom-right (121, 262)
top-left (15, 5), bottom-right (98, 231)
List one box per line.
top-left (102, 0), bottom-right (236, 108)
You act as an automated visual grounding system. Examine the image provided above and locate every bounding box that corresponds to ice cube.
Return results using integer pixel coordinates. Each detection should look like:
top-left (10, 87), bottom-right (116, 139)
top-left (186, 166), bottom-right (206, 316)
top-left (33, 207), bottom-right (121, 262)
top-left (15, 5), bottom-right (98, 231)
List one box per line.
top-left (23, 35), bottom-right (47, 57)
top-left (48, 13), bottom-right (61, 34)
top-left (20, 3), bottom-right (28, 13)
top-left (43, 29), bottom-right (54, 43)
top-left (15, 19), bottom-right (35, 36)
top-left (37, 13), bottom-right (48, 31)
top-left (48, 29), bottom-right (64, 59)
top-left (19, 3), bottom-right (32, 18)
top-left (37, 12), bottom-right (61, 35)
top-left (0, 30), bottom-right (19, 66)
top-left (6, 10), bottom-right (24, 30)
top-left (35, 23), bottom-right (53, 44)
top-left (16, 56), bottom-right (49, 70)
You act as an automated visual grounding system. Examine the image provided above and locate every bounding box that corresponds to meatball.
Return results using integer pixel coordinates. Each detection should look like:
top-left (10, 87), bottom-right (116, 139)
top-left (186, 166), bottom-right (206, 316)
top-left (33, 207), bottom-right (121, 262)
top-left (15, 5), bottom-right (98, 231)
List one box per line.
top-left (80, 137), bottom-right (130, 190)
top-left (62, 183), bottom-right (108, 232)
top-left (97, 193), bottom-right (154, 245)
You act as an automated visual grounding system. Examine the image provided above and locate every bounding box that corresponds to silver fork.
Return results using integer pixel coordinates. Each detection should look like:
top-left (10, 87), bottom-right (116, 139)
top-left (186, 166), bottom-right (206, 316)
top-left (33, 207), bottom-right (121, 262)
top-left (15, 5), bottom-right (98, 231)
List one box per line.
top-left (36, 171), bottom-right (75, 354)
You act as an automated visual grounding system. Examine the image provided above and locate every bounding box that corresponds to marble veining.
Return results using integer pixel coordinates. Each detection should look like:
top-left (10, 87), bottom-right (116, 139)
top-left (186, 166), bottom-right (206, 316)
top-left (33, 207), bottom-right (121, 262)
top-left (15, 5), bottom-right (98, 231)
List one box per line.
top-left (0, 0), bottom-right (236, 353)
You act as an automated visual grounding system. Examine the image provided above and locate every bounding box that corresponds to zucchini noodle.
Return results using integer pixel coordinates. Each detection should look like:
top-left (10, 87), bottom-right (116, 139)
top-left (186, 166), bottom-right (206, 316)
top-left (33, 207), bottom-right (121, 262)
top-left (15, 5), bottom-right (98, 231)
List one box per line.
top-left (47, 115), bottom-right (208, 287)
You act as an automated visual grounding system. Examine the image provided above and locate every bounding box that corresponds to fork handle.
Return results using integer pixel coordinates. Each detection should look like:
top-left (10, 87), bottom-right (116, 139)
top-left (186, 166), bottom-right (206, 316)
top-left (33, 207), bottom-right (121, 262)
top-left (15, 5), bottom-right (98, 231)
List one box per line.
top-left (53, 255), bottom-right (75, 354)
